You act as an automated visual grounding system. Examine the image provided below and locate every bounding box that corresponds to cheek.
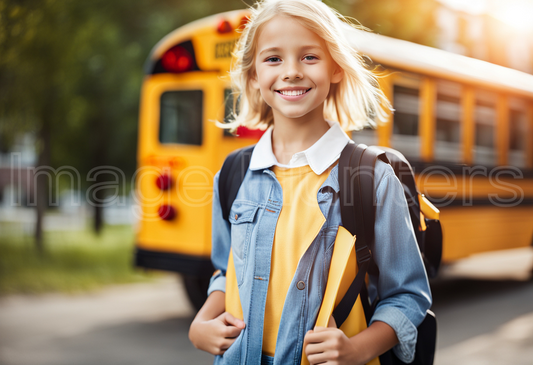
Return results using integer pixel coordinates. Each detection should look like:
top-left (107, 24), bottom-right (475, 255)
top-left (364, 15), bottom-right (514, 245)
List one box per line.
top-left (257, 69), bottom-right (276, 90)
top-left (255, 73), bottom-right (274, 105)
top-left (307, 66), bottom-right (329, 86)
top-left (312, 74), bottom-right (332, 97)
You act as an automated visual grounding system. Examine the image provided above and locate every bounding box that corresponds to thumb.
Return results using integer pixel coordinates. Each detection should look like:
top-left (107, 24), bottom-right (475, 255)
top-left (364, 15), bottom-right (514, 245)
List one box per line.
top-left (223, 312), bottom-right (246, 329)
top-left (327, 315), bottom-right (337, 328)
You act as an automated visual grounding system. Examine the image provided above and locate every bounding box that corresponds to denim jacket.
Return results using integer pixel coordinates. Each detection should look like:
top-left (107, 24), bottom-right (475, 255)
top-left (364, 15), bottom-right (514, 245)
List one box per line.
top-left (208, 124), bottom-right (432, 365)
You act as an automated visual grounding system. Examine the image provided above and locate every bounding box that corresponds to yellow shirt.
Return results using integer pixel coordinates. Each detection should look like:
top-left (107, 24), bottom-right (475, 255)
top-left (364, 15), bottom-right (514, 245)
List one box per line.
top-left (262, 164), bottom-right (332, 356)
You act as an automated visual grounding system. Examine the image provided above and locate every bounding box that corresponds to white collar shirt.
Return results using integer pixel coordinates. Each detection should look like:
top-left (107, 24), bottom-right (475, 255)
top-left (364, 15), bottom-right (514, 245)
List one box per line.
top-left (249, 120), bottom-right (352, 175)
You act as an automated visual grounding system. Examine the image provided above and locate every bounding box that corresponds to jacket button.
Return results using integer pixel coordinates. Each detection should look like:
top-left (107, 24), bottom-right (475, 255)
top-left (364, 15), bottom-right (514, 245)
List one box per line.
top-left (234, 214), bottom-right (238, 220)
top-left (296, 281), bottom-right (305, 290)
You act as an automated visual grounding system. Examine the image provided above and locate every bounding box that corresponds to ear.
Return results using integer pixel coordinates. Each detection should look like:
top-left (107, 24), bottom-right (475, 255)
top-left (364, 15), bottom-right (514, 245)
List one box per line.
top-left (331, 64), bottom-right (344, 84)
top-left (250, 70), bottom-right (260, 90)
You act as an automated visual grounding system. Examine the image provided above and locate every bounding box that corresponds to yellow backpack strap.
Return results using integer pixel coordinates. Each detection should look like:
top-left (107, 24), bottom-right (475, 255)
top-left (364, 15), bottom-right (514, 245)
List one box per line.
top-left (419, 194), bottom-right (440, 221)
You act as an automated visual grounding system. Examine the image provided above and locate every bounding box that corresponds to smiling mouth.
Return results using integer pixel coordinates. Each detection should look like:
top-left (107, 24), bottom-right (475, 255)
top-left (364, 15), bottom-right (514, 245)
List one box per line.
top-left (275, 88), bottom-right (312, 96)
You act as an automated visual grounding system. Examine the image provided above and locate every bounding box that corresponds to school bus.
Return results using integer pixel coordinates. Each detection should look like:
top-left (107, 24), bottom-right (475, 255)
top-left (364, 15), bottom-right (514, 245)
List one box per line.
top-left (134, 10), bottom-right (533, 308)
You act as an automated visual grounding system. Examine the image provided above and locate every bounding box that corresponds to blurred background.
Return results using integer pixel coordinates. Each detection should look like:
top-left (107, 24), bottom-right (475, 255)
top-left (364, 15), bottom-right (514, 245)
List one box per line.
top-left (1, 0), bottom-right (533, 364)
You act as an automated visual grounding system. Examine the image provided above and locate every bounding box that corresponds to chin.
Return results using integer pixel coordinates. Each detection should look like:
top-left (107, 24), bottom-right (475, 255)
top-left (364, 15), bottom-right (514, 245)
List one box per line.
top-left (275, 107), bottom-right (313, 119)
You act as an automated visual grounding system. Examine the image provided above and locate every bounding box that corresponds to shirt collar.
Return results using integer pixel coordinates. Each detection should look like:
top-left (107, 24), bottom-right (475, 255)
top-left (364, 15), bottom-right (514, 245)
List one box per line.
top-left (249, 120), bottom-right (351, 175)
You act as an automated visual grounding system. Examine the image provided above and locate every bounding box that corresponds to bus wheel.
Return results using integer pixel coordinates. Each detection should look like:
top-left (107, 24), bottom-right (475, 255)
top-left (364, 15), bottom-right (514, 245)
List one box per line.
top-left (182, 274), bottom-right (210, 311)
top-left (530, 238), bottom-right (533, 280)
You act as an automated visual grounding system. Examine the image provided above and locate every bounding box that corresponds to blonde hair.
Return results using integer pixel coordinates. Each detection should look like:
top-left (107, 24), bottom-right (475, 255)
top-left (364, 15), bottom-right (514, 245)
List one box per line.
top-left (224, 0), bottom-right (391, 132)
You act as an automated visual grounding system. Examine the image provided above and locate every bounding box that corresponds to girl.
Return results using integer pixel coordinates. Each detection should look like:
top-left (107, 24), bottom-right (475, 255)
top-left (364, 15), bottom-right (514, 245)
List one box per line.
top-left (189, 1), bottom-right (431, 364)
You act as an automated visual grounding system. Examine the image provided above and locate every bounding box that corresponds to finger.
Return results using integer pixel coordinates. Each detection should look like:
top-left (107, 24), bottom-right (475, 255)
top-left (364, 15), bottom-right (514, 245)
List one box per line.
top-left (223, 324), bottom-right (244, 338)
top-left (305, 341), bottom-right (329, 357)
top-left (307, 350), bottom-right (330, 365)
top-left (220, 337), bottom-right (238, 350)
top-left (213, 337), bottom-right (238, 356)
top-left (303, 329), bottom-right (314, 348)
top-left (222, 312), bottom-right (246, 329)
top-left (214, 345), bottom-right (227, 356)
top-left (313, 326), bottom-right (332, 333)
top-left (304, 330), bottom-right (331, 344)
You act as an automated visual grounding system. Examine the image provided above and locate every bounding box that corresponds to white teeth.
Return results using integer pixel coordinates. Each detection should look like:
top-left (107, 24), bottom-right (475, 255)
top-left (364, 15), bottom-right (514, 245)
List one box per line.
top-left (279, 89), bottom-right (307, 96)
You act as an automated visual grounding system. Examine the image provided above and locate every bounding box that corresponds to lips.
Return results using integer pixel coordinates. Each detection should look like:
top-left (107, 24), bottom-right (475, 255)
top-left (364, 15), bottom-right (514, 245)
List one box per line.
top-left (275, 88), bottom-right (312, 96)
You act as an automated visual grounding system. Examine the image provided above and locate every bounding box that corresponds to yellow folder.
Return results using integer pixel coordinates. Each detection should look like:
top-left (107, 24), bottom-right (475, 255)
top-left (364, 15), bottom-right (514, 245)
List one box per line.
top-left (225, 248), bottom-right (244, 321)
top-left (301, 226), bottom-right (380, 365)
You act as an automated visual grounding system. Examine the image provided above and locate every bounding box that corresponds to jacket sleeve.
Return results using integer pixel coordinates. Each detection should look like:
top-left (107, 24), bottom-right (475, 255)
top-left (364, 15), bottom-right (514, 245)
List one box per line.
top-left (367, 161), bottom-right (433, 363)
top-left (207, 170), bottom-right (232, 296)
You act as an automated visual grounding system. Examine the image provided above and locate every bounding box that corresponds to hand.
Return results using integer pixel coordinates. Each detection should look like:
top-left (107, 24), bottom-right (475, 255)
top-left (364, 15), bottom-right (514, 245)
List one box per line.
top-left (189, 311), bottom-right (246, 356)
top-left (303, 316), bottom-right (360, 365)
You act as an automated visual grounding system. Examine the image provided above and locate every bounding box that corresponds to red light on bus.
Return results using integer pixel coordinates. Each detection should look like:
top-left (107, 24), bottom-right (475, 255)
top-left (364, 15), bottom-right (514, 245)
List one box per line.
top-left (239, 16), bottom-right (250, 29)
top-left (236, 126), bottom-right (265, 139)
top-left (158, 204), bottom-right (176, 221)
top-left (161, 46), bottom-right (193, 73)
top-left (217, 19), bottom-right (233, 34)
top-left (156, 173), bottom-right (172, 190)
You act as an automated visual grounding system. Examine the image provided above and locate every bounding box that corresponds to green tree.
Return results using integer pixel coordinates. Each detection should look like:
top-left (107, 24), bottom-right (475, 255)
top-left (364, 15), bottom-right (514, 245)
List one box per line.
top-left (0, 0), bottom-right (245, 250)
top-left (342, 0), bottom-right (439, 46)
top-left (0, 0), bottom-right (78, 251)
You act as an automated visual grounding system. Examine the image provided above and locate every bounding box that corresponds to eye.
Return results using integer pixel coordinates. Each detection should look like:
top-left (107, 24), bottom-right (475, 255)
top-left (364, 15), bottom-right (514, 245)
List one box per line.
top-left (303, 55), bottom-right (318, 61)
top-left (265, 57), bottom-right (281, 63)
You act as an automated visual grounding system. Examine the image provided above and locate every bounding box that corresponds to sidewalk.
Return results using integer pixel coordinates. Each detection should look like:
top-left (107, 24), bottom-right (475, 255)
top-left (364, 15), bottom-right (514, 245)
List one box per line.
top-left (436, 311), bottom-right (533, 365)
top-left (1, 249), bottom-right (532, 365)
top-left (0, 276), bottom-right (197, 365)
top-left (435, 247), bottom-right (533, 365)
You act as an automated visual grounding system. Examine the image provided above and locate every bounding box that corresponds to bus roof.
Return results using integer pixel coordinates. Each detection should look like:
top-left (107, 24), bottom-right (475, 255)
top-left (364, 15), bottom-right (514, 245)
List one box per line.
top-left (144, 10), bottom-right (248, 74)
top-left (342, 23), bottom-right (533, 99)
top-left (146, 10), bottom-right (533, 99)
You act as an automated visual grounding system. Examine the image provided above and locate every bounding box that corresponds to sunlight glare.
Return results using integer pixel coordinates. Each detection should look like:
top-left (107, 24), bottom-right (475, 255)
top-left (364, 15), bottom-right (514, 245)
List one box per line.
top-left (492, 1), bottom-right (533, 32)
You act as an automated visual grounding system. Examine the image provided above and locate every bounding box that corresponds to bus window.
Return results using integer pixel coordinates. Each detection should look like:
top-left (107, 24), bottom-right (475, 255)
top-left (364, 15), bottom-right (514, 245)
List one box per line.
top-left (391, 84), bottom-right (420, 159)
top-left (222, 88), bottom-right (264, 139)
top-left (474, 90), bottom-right (496, 166)
top-left (352, 125), bottom-right (377, 146)
top-left (223, 88), bottom-right (235, 137)
top-left (509, 97), bottom-right (528, 168)
top-left (435, 80), bottom-right (461, 163)
top-left (159, 90), bottom-right (203, 145)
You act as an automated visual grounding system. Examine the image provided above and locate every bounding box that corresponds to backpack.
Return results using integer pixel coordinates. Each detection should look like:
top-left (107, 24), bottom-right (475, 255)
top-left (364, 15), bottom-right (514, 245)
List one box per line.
top-left (218, 142), bottom-right (442, 365)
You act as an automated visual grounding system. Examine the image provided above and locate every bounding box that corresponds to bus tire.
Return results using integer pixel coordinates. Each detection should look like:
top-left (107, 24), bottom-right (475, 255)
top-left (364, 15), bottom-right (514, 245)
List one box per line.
top-left (182, 274), bottom-right (210, 311)
top-left (530, 235), bottom-right (533, 280)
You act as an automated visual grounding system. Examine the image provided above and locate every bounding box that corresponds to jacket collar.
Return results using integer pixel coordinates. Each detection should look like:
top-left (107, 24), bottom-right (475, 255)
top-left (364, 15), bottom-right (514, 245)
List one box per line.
top-left (249, 120), bottom-right (351, 175)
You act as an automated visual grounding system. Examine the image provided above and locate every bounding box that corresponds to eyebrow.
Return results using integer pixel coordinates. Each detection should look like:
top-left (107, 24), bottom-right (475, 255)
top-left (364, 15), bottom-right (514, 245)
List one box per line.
top-left (258, 45), bottom-right (323, 56)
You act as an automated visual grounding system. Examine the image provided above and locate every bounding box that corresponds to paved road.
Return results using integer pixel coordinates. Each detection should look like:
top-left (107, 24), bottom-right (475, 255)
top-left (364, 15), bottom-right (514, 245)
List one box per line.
top-left (1, 248), bottom-right (532, 365)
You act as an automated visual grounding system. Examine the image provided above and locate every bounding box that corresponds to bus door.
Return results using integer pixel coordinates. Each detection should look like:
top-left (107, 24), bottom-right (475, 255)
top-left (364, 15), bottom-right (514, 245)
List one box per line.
top-left (136, 73), bottom-right (222, 275)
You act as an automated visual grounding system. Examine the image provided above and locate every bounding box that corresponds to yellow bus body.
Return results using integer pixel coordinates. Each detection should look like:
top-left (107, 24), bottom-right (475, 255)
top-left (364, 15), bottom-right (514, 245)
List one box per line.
top-left (135, 10), bottom-right (533, 278)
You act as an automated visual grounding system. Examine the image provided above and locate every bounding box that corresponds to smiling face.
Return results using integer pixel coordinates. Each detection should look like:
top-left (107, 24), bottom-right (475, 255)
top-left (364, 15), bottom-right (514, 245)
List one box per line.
top-left (250, 15), bottom-right (343, 123)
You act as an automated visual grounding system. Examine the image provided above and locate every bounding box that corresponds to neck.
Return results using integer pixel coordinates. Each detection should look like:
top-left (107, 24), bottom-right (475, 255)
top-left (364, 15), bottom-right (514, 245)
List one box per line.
top-left (271, 104), bottom-right (330, 165)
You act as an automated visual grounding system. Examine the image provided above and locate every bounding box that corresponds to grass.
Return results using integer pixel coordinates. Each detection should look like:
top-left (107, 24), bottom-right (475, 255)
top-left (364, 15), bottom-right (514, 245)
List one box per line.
top-left (0, 223), bottom-right (158, 295)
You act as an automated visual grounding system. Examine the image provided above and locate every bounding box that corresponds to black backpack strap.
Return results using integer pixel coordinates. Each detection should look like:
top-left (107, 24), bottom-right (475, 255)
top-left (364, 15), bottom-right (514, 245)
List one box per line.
top-left (218, 145), bottom-right (255, 221)
top-left (338, 142), bottom-right (358, 235)
top-left (338, 144), bottom-right (437, 365)
top-left (359, 146), bottom-right (389, 323)
top-left (333, 143), bottom-right (388, 328)
top-left (362, 146), bottom-right (389, 246)
top-left (333, 143), bottom-right (370, 327)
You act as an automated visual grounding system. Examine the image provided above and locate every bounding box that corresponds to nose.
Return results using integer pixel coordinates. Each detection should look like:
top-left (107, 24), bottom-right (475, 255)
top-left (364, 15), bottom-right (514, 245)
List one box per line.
top-left (282, 59), bottom-right (303, 80)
